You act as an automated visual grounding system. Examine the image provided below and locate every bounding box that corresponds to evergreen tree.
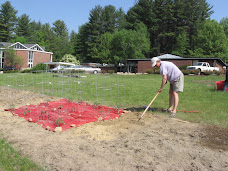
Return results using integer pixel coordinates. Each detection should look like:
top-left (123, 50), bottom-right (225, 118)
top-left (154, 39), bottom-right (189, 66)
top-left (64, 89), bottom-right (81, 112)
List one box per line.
top-left (98, 32), bottom-right (113, 64)
top-left (75, 23), bottom-right (90, 62)
top-left (87, 5), bottom-right (103, 61)
top-left (41, 23), bottom-right (55, 51)
top-left (182, 0), bottom-right (213, 51)
top-left (220, 17), bottom-right (228, 38)
top-left (86, 5), bottom-right (127, 62)
top-left (28, 20), bottom-right (43, 43)
top-left (0, 1), bottom-right (17, 42)
top-left (51, 20), bottom-right (70, 61)
top-left (69, 30), bottom-right (78, 56)
top-left (126, 0), bottom-right (213, 56)
top-left (15, 14), bottom-right (31, 38)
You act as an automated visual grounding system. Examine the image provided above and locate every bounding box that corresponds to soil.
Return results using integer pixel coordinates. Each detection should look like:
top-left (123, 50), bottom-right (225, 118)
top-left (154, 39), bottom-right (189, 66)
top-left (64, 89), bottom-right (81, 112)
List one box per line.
top-left (0, 87), bottom-right (227, 171)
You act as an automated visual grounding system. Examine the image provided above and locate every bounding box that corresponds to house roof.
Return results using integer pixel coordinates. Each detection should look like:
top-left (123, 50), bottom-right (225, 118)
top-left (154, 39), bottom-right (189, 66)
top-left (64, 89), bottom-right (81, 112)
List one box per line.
top-left (0, 42), bottom-right (45, 51)
top-left (156, 54), bottom-right (182, 59)
top-left (43, 62), bottom-right (75, 66)
top-left (127, 57), bottom-right (227, 66)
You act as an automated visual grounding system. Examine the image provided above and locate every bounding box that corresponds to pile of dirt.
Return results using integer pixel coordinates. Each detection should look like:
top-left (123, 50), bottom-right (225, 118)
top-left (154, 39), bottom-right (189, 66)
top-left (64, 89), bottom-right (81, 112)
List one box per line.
top-left (0, 86), bottom-right (227, 171)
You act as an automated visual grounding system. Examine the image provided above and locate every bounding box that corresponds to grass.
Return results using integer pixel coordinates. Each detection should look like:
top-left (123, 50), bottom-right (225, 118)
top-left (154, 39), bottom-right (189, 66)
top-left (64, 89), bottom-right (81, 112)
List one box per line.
top-left (0, 72), bottom-right (227, 126)
top-left (0, 137), bottom-right (45, 170)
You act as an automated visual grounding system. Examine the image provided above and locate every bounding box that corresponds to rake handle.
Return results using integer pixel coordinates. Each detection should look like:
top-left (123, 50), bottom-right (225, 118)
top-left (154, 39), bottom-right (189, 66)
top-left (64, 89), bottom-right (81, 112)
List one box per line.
top-left (138, 92), bottom-right (160, 121)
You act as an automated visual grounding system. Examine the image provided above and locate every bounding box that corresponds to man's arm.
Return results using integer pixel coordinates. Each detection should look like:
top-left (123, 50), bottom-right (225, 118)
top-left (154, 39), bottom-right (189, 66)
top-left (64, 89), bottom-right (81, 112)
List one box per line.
top-left (158, 74), bottom-right (167, 92)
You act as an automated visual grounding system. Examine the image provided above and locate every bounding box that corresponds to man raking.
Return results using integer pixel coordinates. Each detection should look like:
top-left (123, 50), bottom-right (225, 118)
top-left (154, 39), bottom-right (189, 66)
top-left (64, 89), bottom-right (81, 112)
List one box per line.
top-left (151, 57), bottom-right (184, 117)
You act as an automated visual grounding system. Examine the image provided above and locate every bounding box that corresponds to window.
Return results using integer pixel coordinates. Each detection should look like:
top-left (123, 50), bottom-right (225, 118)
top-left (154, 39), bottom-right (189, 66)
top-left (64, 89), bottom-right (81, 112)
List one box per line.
top-left (0, 50), bottom-right (4, 68)
top-left (13, 43), bottom-right (26, 49)
top-left (30, 45), bottom-right (43, 51)
top-left (28, 51), bottom-right (34, 68)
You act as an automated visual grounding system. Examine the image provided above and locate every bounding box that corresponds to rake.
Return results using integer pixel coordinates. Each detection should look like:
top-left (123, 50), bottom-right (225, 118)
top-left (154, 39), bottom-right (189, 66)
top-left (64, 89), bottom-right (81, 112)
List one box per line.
top-left (138, 92), bottom-right (160, 121)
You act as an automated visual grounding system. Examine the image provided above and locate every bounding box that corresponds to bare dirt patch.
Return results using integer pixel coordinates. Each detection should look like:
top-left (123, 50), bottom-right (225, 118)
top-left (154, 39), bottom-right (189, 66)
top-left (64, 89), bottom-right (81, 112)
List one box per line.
top-left (0, 87), bottom-right (227, 171)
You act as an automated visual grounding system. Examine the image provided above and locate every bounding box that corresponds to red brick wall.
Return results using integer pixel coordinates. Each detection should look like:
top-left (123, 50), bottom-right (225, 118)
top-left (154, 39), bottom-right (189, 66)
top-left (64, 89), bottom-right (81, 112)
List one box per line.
top-left (16, 50), bottom-right (28, 68)
top-left (138, 59), bottom-right (224, 73)
top-left (33, 51), bottom-right (51, 65)
top-left (138, 61), bottom-right (152, 73)
top-left (170, 60), bottom-right (192, 67)
top-left (138, 60), bottom-right (192, 73)
top-left (15, 50), bottom-right (51, 69)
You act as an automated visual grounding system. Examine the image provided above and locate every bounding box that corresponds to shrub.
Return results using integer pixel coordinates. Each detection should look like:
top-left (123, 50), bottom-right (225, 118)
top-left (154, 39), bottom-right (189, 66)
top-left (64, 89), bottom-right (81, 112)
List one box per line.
top-left (213, 70), bottom-right (221, 75)
top-left (203, 70), bottom-right (213, 75)
top-left (153, 68), bottom-right (160, 74)
top-left (182, 70), bottom-right (191, 75)
top-left (32, 63), bottom-right (47, 71)
top-left (101, 70), bottom-right (107, 74)
top-left (20, 69), bottom-right (33, 73)
top-left (145, 69), bottom-right (154, 74)
top-left (190, 69), bottom-right (200, 75)
top-left (108, 70), bottom-right (115, 74)
top-left (145, 68), bottom-right (160, 74)
top-left (179, 65), bottom-right (188, 70)
top-left (3, 70), bottom-right (19, 73)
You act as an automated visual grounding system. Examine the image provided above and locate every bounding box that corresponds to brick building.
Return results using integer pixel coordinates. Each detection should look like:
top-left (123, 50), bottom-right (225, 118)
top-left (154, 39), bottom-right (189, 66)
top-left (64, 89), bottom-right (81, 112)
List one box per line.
top-left (0, 42), bottom-right (53, 69)
top-left (127, 54), bottom-right (226, 73)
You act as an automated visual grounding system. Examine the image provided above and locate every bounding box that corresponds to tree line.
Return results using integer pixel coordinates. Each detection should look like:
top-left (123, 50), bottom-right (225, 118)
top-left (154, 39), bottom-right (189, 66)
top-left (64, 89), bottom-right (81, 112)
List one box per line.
top-left (0, 0), bottom-right (227, 65)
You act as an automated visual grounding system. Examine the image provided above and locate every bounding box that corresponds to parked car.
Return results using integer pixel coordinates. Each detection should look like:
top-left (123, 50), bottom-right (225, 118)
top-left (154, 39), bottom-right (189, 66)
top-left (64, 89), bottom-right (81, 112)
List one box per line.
top-left (49, 66), bottom-right (68, 72)
top-left (186, 62), bottom-right (219, 74)
top-left (64, 65), bottom-right (101, 74)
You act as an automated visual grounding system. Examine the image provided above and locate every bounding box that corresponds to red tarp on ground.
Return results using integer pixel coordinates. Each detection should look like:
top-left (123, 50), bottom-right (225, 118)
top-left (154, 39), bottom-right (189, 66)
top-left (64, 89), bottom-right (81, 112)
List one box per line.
top-left (6, 99), bottom-right (123, 131)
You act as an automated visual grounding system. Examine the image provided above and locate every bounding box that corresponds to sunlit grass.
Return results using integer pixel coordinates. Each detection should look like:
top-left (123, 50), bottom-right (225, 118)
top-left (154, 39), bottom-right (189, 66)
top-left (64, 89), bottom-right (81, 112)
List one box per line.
top-left (0, 72), bottom-right (227, 126)
top-left (0, 137), bottom-right (45, 170)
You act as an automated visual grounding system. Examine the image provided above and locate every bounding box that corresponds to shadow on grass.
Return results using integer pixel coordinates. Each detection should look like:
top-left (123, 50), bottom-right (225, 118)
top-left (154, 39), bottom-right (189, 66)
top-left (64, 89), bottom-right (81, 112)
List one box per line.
top-left (125, 106), bottom-right (166, 113)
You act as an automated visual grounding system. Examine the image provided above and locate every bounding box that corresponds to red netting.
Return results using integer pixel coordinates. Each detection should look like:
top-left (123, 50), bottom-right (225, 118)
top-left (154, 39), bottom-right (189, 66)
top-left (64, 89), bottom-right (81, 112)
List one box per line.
top-left (5, 99), bottom-right (123, 131)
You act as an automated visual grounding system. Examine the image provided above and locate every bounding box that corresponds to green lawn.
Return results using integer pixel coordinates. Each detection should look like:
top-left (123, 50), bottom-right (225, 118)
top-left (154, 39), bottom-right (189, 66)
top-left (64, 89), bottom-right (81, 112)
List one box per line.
top-left (0, 137), bottom-right (45, 171)
top-left (0, 72), bottom-right (227, 126)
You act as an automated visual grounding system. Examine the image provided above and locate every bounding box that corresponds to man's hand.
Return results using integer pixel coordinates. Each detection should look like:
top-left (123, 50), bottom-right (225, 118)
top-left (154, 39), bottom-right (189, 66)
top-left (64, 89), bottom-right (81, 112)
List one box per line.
top-left (158, 88), bottom-right (162, 93)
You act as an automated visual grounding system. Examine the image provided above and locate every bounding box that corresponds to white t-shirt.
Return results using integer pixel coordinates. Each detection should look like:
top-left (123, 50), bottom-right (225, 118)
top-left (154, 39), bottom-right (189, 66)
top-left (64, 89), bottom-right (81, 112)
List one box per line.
top-left (160, 61), bottom-right (182, 83)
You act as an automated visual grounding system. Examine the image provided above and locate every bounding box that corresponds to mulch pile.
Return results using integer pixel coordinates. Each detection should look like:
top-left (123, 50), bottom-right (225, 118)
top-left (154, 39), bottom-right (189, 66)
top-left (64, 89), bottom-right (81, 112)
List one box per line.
top-left (5, 99), bottom-right (123, 131)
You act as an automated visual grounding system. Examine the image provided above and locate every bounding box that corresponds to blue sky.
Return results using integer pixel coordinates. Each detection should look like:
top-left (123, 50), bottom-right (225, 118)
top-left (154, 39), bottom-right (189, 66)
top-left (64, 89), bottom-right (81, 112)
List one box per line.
top-left (3, 0), bottom-right (228, 33)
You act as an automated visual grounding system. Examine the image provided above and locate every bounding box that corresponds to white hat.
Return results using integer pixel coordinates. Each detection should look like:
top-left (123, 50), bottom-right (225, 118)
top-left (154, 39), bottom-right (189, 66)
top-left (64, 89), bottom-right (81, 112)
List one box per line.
top-left (151, 57), bottom-right (160, 67)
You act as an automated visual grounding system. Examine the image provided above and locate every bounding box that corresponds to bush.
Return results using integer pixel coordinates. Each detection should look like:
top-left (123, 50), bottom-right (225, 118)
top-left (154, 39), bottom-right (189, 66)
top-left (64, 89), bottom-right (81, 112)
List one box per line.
top-left (101, 70), bottom-right (107, 74)
top-left (154, 68), bottom-right (160, 74)
top-left (108, 70), bottom-right (115, 74)
top-left (32, 63), bottom-right (47, 71)
top-left (203, 70), bottom-right (213, 75)
top-left (145, 68), bottom-right (160, 74)
top-left (145, 69), bottom-right (154, 74)
top-left (20, 69), bottom-right (33, 73)
top-left (179, 65), bottom-right (188, 70)
top-left (191, 69), bottom-right (200, 75)
top-left (213, 70), bottom-right (221, 75)
top-left (182, 70), bottom-right (191, 75)
top-left (3, 70), bottom-right (19, 73)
